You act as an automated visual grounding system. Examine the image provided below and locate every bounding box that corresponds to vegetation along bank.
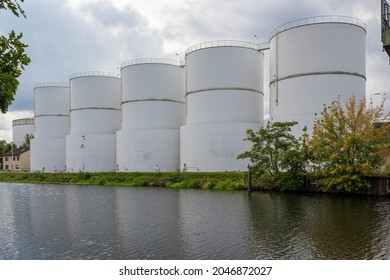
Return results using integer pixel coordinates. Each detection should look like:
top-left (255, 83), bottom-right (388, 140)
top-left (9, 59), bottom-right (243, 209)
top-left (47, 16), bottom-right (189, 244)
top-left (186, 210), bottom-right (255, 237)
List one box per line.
top-left (0, 171), bottom-right (389, 196)
top-left (0, 172), bottom-right (249, 191)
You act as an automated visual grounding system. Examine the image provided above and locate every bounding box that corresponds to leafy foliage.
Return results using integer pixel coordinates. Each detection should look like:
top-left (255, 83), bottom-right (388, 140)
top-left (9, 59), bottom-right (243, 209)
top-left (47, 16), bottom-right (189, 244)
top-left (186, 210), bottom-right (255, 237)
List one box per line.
top-left (0, 0), bottom-right (26, 17)
top-left (0, 0), bottom-right (30, 113)
top-left (0, 139), bottom-right (12, 155)
top-left (238, 121), bottom-right (309, 191)
top-left (20, 133), bottom-right (34, 148)
top-left (309, 95), bottom-right (390, 192)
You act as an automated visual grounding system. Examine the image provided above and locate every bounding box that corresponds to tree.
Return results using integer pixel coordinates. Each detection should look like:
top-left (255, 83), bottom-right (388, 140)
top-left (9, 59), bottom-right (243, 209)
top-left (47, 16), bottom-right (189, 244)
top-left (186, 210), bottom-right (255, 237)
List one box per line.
top-left (0, 0), bottom-right (30, 113)
top-left (20, 133), bottom-right (33, 148)
top-left (0, 139), bottom-right (10, 154)
top-left (238, 121), bottom-right (309, 190)
top-left (0, 139), bottom-right (15, 169)
top-left (309, 95), bottom-right (390, 192)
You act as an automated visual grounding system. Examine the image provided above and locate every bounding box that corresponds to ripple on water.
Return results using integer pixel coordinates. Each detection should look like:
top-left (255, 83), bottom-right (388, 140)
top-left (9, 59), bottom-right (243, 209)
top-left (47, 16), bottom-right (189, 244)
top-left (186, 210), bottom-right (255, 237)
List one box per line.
top-left (0, 183), bottom-right (390, 259)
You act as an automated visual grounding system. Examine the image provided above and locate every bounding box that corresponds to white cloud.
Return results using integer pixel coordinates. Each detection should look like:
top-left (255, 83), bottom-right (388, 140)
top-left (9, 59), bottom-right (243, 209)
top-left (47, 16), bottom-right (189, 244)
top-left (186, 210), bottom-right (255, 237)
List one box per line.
top-left (0, 111), bottom-right (33, 142)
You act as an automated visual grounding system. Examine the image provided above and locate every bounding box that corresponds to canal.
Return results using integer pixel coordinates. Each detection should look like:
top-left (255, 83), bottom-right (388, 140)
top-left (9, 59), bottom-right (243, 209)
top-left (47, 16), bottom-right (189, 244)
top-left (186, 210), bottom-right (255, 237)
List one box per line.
top-left (0, 183), bottom-right (389, 259)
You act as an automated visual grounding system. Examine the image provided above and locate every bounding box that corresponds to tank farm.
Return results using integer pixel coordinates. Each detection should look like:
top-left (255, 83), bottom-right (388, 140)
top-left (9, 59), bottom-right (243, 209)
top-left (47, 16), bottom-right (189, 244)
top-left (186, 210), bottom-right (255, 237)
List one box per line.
top-left (30, 16), bottom-right (367, 172)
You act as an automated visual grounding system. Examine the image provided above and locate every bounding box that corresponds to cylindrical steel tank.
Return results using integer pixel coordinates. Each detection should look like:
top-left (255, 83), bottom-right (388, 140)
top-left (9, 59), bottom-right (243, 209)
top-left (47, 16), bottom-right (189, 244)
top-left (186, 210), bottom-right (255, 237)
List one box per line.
top-left (66, 72), bottom-right (121, 172)
top-left (117, 129), bottom-right (180, 172)
top-left (180, 41), bottom-right (264, 171)
top-left (30, 83), bottom-right (70, 172)
top-left (69, 72), bottom-right (121, 135)
top-left (269, 16), bottom-right (366, 136)
top-left (66, 134), bottom-right (117, 172)
top-left (186, 41), bottom-right (263, 124)
top-left (30, 138), bottom-right (66, 172)
top-left (121, 58), bottom-right (185, 130)
top-left (12, 118), bottom-right (34, 147)
top-left (117, 59), bottom-right (185, 172)
top-left (180, 122), bottom-right (261, 172)
top-left (34, 83), bottom-right (70, 138)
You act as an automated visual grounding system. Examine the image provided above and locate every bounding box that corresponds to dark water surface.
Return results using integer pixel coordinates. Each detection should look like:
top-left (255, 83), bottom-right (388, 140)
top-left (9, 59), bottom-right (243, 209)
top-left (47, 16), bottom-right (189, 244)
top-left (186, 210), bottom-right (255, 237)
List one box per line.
top-left (0, 182), bottom-right (389, 260)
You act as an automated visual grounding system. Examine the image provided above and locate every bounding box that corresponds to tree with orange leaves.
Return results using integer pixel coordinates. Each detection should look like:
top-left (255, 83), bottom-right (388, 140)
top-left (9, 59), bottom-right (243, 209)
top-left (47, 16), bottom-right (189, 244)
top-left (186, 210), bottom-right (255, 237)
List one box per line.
top-left (309, 95), bottom-right (390, 192)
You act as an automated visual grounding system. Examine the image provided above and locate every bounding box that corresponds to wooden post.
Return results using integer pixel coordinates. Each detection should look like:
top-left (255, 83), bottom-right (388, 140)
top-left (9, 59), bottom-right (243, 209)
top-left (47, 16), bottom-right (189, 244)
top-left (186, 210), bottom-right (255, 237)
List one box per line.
top-left (247, 165), bottom-right (252, 196)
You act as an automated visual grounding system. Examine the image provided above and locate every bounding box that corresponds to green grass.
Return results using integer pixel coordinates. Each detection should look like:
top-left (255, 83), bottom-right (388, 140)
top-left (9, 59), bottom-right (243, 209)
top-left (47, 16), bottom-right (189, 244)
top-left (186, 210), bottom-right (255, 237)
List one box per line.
top-left (0, 171), bottom-right (249, 191)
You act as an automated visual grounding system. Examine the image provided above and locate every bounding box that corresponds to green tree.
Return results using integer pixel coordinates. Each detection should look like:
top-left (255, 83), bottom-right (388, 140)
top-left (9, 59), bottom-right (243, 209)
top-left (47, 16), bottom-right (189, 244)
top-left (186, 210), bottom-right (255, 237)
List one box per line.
top-left (0, 139), bottom-right (9, 155)
top-left (21, 133), bottom-right (33, 148)
top-left (238, 121), bottom-right (309, 190)
top-left (0, 0), bottom-right (30, 113)
top-left (0, 139), bottom-right (15, 169)
top-left (309, 95), bottom-right (390, 192)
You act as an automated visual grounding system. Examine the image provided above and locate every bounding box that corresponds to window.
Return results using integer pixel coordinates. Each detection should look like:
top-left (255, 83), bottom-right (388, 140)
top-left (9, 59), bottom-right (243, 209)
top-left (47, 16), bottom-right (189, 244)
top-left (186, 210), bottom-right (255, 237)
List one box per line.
top-left (5, 165), bottom-right (8, 169)
top-left (13, 156), bottom-right (16, 161)
top-left (16, 156), bottom-right (20, 161)
top-left (5, 157), bottom-right (8, 161)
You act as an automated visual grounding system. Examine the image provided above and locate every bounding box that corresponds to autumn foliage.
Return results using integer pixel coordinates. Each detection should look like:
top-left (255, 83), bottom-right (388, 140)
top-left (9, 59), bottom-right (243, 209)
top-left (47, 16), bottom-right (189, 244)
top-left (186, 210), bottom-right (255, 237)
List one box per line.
top-left (309, 95), bottom-right (390, 191)
top-left (239, 96), bottom-right (390, 192)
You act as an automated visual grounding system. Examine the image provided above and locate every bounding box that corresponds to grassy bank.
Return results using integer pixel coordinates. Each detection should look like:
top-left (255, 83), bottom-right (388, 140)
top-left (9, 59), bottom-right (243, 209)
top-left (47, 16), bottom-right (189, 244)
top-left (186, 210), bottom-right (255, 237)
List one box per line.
top-left (0, 172), bottom-right (249, 191)
top-left (1, 172), bottom-right (388, 195)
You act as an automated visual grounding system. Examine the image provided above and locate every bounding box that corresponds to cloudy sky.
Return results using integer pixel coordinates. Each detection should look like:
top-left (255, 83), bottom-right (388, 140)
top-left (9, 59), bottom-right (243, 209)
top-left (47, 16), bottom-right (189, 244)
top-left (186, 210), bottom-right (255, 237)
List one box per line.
top-left (0, 0), bottom-right (389, 142)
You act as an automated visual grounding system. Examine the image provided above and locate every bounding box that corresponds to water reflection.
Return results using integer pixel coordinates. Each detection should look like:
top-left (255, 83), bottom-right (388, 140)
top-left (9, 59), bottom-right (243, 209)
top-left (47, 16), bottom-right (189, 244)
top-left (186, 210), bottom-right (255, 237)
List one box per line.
top-left (247, 193), bottom-right (390, 259)
top-left (247, 193), bottom-right (313, 259)
top-left (0, 183), bottom-right (389, 260)
top-left (114, 187), bottom-right (183, 259)
top-left (178, 190), bottom-right (252, 259)
top-left (304, 195), bottom-right (390, 259)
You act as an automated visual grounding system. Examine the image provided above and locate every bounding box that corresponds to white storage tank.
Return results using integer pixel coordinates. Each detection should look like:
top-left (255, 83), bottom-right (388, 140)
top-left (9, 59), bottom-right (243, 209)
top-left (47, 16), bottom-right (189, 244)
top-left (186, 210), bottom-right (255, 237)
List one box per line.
top-left (117, 59), bottom-right (185, 172)
top-left (120, 58), bottom-right (185, 130)
top-left (370, 92), bottom-right (390, 116)
top-left (30, 83), bottom-right (70, 172)
top-left (117, 129), bottom-right (180, 172)
top-left (181, 41), bottom-right (264, 171)
top-left (66, 134), bottom-right (117, 172)
top-left (66, 72), bottom-right (121, 172)
top-left (31, 138), bottom-right (67, 172)
top-left (269, 16), bottom-right (366, 136)
top-left (12, 118), bottom-right (34, 147)
top-left (180, 122), bottom-right (261, 172)
top-left (69, 72), bottom-right (121, 135)
top-left (34, 83), bottom-right (70, 139)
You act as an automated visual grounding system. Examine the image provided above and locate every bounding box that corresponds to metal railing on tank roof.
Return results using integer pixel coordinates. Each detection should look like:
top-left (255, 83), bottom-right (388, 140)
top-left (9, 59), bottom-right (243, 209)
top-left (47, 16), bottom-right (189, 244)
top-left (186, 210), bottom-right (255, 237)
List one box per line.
top-left (69, 71), bottom-right (121, 80)
top-left (34, 82), bottom-right (69, 89)
top-left (269, 15), bottom-right (367, 39)
top-left (185, 40), bottom-right (259, 56)
top-left (12, 118), bottom-right (34, 126)
top-left (120, 58), bottom-right (182, 69)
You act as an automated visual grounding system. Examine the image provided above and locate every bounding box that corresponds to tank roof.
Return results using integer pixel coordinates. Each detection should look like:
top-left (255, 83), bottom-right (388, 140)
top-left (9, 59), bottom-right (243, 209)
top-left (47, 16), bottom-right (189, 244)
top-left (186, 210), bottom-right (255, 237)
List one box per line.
top-left (185, 40), bottom-right (259, 56)
top-left (121, 58), bottom-right (181, 69)
top-left (269, 15), bottom-right (366, 40)
top-left (34, 82), bottom-right (69, 89)
top-left (69, 71), bottom-right (120, 80)
top-left (12, 118), bottom-right (34, 127)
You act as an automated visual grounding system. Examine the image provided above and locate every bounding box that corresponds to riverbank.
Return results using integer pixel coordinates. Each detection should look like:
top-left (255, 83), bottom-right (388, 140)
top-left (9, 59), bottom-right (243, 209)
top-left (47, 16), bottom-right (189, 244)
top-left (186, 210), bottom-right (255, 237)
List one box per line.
top-left (0, 172), bottom-right (389, 195)
top-left (0, 172), bottom-right (248, 191)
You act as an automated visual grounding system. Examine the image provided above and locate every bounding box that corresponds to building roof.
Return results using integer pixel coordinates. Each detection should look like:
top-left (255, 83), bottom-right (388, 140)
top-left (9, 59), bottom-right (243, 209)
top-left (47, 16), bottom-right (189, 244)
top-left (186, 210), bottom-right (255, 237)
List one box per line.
top-left (1, 147), bottom-right (30, 157)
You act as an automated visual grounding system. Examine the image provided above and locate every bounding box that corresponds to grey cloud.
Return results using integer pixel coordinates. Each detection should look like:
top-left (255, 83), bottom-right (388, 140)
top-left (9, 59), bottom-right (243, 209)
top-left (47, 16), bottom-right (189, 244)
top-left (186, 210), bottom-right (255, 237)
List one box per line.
top-left (4, 0), bottom-right (164, 112)
top-left (79, 0), bottom-right (147, 28)
top-left (2, 0), bottom-right (390, 114)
